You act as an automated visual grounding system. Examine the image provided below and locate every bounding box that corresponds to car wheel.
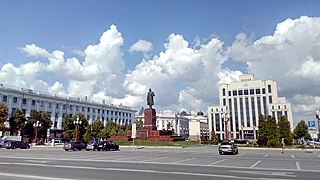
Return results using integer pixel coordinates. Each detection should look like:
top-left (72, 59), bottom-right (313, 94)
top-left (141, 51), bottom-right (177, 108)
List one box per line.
top-left (78, 149), bottom-right (81, 151)
top-left (219, 151), bottom-right (223, 155)
top-left (65, 149), bottom-right (69, 151)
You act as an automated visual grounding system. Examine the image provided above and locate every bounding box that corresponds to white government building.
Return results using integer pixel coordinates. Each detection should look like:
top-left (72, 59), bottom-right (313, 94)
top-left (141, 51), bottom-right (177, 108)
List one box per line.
top-left (0, 84), bottom-right (136, 138)
top-left (208, 74), bottom-right (293, 141)
top-left (135, 109), bottom-right (209, 141)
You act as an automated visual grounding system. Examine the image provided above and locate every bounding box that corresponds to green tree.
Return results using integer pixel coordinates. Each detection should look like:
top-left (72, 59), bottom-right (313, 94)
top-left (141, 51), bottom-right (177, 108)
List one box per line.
top-left (100, 121), bottom-right (117, 139)
top-left (26, 110), bottom-right (52, 142)
top-left (9, 109), bottom-right (25, 135)
top-left (210, 131), bottom-right (219, 145)
top-left (257, 114), bottom-right (268, 146)
top-left (84, 126), bottom-right (93, 143)
top-left (91, 120), bottom-right (103, 139)
top-left (0, 103), bottom-right (8, 130)
top-left (278, 116), bottom-right (293, 145)
top-left (292, 120), bottom-right (309, 140)
top-left (266, 116), bottom-right (280, 147)
top-left (62, 113), bottom-right (88, 142)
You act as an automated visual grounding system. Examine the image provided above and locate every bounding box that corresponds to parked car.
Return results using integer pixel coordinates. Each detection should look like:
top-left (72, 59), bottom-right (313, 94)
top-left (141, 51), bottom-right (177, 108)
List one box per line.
top-left (46, 140), bottom-right (64, 145)
top-left (0, 140), bottom-right (10, 148)
top-left (86, 140), bottom-right (99, 151)
top-left (99, 140), bottom-right (120, 151)
top-left (63, 141), bottom-right (86, 151)
top-left (218, 141), bottom-right (238, 155)
top-left (5, 141), bottom-right (30, 149)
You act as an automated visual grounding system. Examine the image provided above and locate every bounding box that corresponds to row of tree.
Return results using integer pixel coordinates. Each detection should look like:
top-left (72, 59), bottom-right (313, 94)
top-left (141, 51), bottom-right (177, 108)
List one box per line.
top-left (0, 103), bottom-right (133, 143)
top-left (258, 115), bottom-right (311, 147)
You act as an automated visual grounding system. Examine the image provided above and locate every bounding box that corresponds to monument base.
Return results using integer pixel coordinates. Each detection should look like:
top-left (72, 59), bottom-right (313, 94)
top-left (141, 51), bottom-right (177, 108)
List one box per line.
top-left (143, 108), bottom-right (157, 130)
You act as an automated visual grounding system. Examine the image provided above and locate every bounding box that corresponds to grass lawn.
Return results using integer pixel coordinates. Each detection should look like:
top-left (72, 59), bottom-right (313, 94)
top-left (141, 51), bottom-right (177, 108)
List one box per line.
top-left (115, 141), bottom-right (200, 146)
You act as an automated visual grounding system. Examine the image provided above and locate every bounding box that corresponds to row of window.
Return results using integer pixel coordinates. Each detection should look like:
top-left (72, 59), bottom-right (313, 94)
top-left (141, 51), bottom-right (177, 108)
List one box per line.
top-left (2, 95), bottom-right (132, 117)
top-left (222, 85), bottom-right (272, 97)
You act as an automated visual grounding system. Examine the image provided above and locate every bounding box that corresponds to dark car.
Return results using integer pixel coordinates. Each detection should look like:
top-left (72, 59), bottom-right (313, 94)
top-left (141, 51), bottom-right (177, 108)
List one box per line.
top-left (99, 140), bottom-right (119, 151)
top-left (63, 141), bottom-right (86, 151)
top-left (218, 141), bottom-right (238, 155)
top-left (5, 141), bottom-right (30, 149)
top-left (86, 140), bottom-right (99, 151)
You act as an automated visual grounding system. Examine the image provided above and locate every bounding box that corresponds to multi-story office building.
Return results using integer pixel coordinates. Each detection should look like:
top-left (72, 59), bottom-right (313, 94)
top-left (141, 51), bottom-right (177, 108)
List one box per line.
top-left (0, 84), bottom-right (136, 137)
top-left (208, 74), bottom-right (293, 140)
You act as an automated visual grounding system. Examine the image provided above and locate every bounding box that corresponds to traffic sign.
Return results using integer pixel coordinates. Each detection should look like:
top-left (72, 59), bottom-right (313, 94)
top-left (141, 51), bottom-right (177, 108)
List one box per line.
top-left (308, 121), bottom-right (316, 130)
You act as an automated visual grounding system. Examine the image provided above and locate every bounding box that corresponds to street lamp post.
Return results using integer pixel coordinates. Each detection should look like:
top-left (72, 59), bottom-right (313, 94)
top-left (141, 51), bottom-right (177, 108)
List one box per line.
top-left (222, 113), bottom-right (230, 141)
top-left (33, 121), bottom-right (42, 144)
top-left (73, 116), bottom-right (82, 141)
top-left (316, 108), bottom-right (320, 140)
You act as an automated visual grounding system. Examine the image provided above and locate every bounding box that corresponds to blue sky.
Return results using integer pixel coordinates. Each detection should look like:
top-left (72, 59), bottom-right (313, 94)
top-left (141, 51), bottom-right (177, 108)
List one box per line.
top-left (1, 0), bottom-right (320, 125)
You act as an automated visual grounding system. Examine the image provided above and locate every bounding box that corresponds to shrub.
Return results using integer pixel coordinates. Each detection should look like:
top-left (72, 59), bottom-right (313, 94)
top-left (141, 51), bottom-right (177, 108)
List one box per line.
top-left (267, 139), bottom-right (281, 147)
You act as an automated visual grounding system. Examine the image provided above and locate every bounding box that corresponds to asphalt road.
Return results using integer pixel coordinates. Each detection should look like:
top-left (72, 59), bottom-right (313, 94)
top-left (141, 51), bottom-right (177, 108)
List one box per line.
top-left (0, 146), bottom-right (319, 180)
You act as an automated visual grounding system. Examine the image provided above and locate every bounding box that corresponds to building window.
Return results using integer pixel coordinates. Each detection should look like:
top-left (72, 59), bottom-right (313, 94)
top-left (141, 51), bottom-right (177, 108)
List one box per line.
top-left (268, 85), bottom-right (272, 93)
top-left (22, 98), bottom-right (27, 105)
top-left (256, 88), bottom-right (261, 94)
top-left (238, 90), bottom-right (243, 95)
top-left (228, 91), bottom-right (231, 96)
top-left (278, 105), bottom-right (281, 109)
top-left (87, 107), bottom-right (90, 112)
top-left (214, 113), bottom-right (220, 131)
top-left (250, 89), bottom-right (254, 95)
top-left (223, 98), bottom-right (226, 106)
top-left (56, 103), bottom-right (59, 109)
top-left (244, 90), bottom-right (248, 95)
top-left (222, 88), bottom-right (226, 96)
top-left (13, 97), bottom-right (18, 103)
top-left (233, 90), bottom-right (237, 96)
top-left (269, 96), bottom-right (272, 103)
top-left (31, 100), bottom-right (36, 106)
top-left (2, 95), bottom-right (7, 102)
top-left (284, 105), bottom-right (287, 109)
top-left (262, 88), bottom-right (266, 94)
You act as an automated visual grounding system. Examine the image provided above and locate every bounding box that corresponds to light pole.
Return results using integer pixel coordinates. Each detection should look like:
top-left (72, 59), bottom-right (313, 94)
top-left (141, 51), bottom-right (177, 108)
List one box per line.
top-left (33, 121), bottom-right (42, 144)
top-left (73, 116), bottom-right (82, 141)
top-left (222, 113), bottom-right (230, 141)
top-left (316, 108), bottom-right (320, 141)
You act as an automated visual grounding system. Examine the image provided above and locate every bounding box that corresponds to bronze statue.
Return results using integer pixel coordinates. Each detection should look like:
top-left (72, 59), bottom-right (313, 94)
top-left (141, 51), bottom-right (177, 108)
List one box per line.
top-left (147, 89), bottom-right (155, 108)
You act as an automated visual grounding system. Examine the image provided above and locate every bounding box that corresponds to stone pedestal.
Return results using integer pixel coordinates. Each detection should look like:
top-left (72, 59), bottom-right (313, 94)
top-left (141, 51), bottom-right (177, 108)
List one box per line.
top-left (143, 108), bottom-right (157, 130)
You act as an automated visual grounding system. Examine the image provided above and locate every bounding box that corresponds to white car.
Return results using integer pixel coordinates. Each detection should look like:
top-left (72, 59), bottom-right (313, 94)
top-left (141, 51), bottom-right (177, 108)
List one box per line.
top-left (46, 140), bottom-right (64, 145)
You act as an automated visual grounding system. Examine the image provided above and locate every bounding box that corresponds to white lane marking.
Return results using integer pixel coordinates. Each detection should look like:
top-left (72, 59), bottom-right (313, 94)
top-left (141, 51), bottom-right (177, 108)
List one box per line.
top-left (291, 155), bottom-right (295, 158)
top-left (0, 162), bottom-right (284, 180)
top-left (230, 170), bottom-right (296, 177)
top-left (209, 159), bottom-right (226, 165)
top-left (142, 157), bottom-right (169, 162)
top-left (264, 154), bottom-right (269, 157)
top-left (237, 153), bottom-right (246, 156)
top-left (117, 156), bottom-right (145, 161)
top-left (0, 172), bottom-right (76, 180)
top-left (250, 160), bottom-right (261, 168)
top-left (296, 162), bottom-right (301, 170)
top-left (172, 158), bottom-right (196, 164)
top-left (25, 160), bottom-right (49, 163)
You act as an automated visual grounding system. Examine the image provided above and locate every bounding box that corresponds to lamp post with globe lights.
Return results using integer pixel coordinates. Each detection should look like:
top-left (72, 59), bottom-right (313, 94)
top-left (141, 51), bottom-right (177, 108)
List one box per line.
top-left (33, 121), bottom-right (42, 144)
top-left (73, 116), bottom-right (82, 141)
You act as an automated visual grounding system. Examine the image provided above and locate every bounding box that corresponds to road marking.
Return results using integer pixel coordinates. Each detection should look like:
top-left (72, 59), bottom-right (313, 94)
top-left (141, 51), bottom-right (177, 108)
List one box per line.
top-left (250, 160), bottom-right (261, 168)
top-left (291, 155), bottom-right (295, 158)
top-left (0, 172), bottom-right (76, 180)
top-left (230, 170), bottom-right (296, 177)
top-left (209, 159), bottom-right (226, 165)
top-left (264, 154), bottom-right (269, 157)
top-left (296, 162), bottom-right (301, 170)
top-left (172, 158), bottom-right (196, 164)
top-left (142, 157), bottom-right (169, 162)
top-left (117, 156), bottom-right (145, 161)
top-left (25, 160), bottom-right (49, 163)
top-left (0, 162), bottom-right (288, 180)
top-left (237, 153), bottom-right (246, 156)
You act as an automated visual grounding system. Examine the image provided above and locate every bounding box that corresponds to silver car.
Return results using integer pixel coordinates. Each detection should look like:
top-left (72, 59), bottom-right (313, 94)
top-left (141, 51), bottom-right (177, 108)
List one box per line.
top-left (218, 141), bottom-right (238, 155)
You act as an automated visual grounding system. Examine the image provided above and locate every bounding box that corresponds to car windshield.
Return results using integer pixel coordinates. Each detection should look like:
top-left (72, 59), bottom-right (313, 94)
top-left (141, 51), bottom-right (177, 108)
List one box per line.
top-left (221, 142), bottom-right (232, 145)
